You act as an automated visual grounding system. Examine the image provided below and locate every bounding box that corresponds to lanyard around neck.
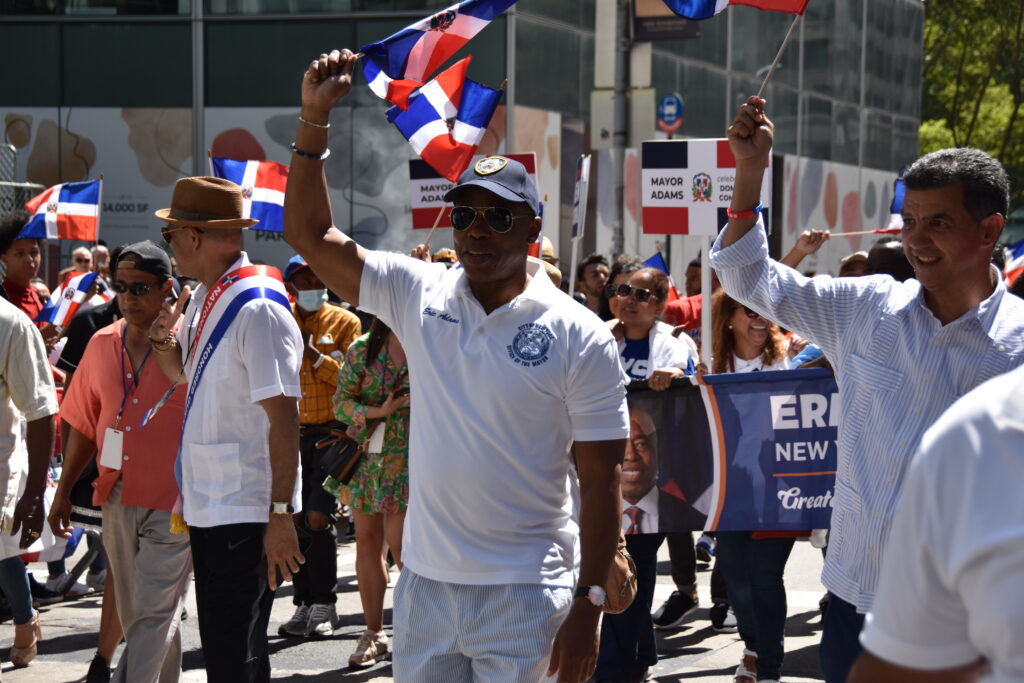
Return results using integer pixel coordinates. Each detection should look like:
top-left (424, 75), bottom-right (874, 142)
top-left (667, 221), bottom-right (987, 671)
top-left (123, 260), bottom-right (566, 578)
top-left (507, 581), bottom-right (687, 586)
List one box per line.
top-left (117, 321), bottom-right (153, 426)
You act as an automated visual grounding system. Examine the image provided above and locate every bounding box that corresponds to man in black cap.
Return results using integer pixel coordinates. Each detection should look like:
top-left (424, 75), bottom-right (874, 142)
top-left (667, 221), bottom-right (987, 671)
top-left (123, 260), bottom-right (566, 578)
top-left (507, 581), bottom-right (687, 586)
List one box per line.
top-left (51, 241), bottom-right (192, 683)
top-left (284, 50), bottom-right (628, 683)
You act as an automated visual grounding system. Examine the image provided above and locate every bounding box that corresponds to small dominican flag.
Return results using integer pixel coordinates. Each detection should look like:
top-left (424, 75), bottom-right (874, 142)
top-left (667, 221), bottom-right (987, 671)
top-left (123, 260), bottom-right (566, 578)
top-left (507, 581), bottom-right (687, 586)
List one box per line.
top-left (643, 251), bottom-right (681, 302)
top-left (20, 180), bottom-right (102, 241)
top-left (387, 60), bottom-right (504, 182)
top-left (1006, 238), bottom-right (1024, 287)
top-left (662, 0), bottom-right (809, 20)
top-left (35, 270), bottom-right (112, 328)
top-left (210, 158), bottom-right (289, 233)
top-left (362, 0), bottom-right (517, 108)
top-left (884, 175), bottom-right (906, 231)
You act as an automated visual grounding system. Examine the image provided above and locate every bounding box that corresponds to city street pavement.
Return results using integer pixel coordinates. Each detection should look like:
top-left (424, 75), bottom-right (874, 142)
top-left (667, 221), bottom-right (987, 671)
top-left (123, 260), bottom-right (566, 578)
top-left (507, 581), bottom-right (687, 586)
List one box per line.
top-left (0, 535), bottom-right (828, 682)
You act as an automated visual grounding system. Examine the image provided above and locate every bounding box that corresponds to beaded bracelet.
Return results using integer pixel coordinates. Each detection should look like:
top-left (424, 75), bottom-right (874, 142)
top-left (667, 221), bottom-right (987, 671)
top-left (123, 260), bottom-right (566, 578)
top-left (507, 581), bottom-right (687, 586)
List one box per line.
top-left (290, 142), bottom-right (331, 160)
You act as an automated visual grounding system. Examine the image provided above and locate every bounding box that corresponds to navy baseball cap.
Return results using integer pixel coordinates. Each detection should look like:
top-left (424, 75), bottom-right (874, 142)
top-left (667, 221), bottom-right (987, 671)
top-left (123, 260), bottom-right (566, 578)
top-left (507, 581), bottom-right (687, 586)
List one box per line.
top-left (444, 156), bottom-right (540, 216)
top-left (284, 254), bottom-right (310, 282)
top-left (117, 241), bottom-right (172, 280)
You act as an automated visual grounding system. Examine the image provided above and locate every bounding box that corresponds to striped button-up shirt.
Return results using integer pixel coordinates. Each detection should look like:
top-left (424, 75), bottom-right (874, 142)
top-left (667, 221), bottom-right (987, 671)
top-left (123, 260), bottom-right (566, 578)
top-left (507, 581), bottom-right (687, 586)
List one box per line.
top-left (710, 220), bottom-right (1024, 612)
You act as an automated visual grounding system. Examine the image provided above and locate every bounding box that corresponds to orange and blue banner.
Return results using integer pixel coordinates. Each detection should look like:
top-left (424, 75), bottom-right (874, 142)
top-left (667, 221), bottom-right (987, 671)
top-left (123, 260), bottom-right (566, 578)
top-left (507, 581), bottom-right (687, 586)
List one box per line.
top-left (626, 367), bottom-right (838, 532)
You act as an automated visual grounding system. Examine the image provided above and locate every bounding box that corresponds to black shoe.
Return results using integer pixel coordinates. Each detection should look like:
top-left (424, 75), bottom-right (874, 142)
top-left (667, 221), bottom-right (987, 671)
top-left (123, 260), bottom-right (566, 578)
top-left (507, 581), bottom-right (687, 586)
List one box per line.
top-left (86, 653), bottom-right (112, 683)
top-left (709, 602), bottom-right (738, 633)
top-left (29, 574), bottom-right (64, 607)
top-left (652, 590), bottom-right (698, 630)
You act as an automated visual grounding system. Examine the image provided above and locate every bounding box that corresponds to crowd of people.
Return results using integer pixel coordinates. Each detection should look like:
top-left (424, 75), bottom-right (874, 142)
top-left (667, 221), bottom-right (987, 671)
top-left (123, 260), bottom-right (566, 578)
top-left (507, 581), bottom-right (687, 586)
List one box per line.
top-left (0, 47), bottom-right (1020, 683)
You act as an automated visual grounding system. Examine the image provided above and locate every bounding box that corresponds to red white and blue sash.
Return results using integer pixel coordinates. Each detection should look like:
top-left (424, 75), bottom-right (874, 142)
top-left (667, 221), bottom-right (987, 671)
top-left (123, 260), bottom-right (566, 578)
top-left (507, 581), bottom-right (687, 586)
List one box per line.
top-left (172, 265), bottom-right (291, 495)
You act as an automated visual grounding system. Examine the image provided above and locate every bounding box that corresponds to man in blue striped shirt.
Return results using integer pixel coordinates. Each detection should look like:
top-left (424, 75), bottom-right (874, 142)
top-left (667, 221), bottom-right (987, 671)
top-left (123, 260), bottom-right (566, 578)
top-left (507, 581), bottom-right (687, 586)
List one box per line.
top-left (710, 96), bottom-right (1024, 683)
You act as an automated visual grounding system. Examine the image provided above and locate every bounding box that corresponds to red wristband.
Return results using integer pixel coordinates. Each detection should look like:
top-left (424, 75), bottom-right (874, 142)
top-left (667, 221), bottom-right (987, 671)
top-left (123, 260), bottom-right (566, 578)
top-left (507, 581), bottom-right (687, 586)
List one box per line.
top-left (726, 201), bottom-right (763, 220)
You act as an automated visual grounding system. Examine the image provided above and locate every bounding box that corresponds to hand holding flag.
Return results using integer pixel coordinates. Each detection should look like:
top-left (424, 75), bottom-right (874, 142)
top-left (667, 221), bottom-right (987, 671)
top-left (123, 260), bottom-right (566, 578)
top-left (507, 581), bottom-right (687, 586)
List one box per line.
top-left (301, 49), bottom-right (359, 124)
top-left (727, 96), bottom-right (774, 166)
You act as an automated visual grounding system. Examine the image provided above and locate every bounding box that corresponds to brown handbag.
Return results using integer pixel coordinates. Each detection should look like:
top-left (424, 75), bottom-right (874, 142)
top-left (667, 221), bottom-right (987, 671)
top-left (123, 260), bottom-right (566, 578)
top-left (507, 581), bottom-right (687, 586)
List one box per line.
top-left (602, 529), bottom-right (638, 614)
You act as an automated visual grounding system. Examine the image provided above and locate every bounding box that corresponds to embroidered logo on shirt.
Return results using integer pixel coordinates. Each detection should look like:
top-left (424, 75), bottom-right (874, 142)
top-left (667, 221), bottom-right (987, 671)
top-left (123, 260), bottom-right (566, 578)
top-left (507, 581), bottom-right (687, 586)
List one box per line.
top-left (423, 307), bottom-right (460, 324)
top-left (507, 323), bottom-right (554, 367)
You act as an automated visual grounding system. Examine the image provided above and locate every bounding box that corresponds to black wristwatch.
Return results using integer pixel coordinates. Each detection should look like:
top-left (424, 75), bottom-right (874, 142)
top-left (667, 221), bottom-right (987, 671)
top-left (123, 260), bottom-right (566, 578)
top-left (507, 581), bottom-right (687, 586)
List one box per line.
top-left (269, 502), bottom-right (294, 514)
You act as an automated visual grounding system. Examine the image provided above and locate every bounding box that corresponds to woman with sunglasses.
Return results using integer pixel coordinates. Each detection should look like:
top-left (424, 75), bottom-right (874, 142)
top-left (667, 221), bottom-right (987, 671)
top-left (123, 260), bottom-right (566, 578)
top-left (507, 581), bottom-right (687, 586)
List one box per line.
top-left (596, 265), bottom-right (696, 682)
top-left (710, 290), bottom-right (801, 683)
top-left (331, 318), bottom-right (409, 669)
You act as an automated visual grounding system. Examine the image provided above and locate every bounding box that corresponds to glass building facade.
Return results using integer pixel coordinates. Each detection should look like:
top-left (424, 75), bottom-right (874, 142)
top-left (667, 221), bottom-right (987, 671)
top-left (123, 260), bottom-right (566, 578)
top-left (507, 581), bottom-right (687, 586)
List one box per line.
top-left (0, 0), bottom-right (923, 273)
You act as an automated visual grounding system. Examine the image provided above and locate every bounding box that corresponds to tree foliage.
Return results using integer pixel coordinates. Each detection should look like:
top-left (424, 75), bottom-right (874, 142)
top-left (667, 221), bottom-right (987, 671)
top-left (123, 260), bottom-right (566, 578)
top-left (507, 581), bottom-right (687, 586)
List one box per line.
top-left (921, 0), bottom-right (1024, 211)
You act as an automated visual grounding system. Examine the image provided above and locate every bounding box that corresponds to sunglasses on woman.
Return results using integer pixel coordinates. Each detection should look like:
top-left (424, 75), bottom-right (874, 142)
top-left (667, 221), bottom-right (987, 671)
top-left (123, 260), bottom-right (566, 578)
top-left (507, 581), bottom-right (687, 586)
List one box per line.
top-left (450, 206), bottom-right (529, 233)
top-left (113, 281), bottom-right (159, 296)
top-left (604, 283), bottom-right (661, 303)
top-left (741, 306), bottom-right (763, 319)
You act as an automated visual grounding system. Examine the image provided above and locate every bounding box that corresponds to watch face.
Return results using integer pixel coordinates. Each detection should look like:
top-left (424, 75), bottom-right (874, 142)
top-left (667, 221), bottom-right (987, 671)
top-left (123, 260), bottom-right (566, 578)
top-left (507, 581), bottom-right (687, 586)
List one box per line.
top-left (588, 586), bottom-right (607, 606)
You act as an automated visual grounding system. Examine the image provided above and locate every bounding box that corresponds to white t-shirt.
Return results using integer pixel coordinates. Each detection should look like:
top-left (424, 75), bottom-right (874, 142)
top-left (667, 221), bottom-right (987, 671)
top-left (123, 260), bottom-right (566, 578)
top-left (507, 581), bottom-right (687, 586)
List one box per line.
top-left (360, 252), bottom-right (629, 586)
top-left (860, 364), bottom-right (1024, 681)
top-left (0, 298), bottom-right (58, 559)
top-left (175, 253), bottom-right (303, 528)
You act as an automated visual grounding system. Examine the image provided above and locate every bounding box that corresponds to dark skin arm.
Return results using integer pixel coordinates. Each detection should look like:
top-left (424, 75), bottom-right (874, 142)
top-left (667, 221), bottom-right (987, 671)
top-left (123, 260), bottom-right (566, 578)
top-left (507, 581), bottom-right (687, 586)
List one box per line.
top-left (283, 49), bottom-right (367, 306)
top-left (259, 394), bottom-right (305, 590)
top-left (12, 415), bottom-right (56, 548)
top-left (848, 651), bottom-right (985, 683)
top-left (720, 96), bottom-right (774, 250)
top-left (547, 438), bottom-right (625, 683)
top-left (48, 425), bottom-right (96, 539)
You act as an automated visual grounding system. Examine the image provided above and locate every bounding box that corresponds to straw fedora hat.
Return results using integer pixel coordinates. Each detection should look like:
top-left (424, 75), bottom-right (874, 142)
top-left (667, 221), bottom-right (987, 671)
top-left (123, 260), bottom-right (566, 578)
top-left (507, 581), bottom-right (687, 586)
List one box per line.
top-left (154, 176), bottom-right (260, 229)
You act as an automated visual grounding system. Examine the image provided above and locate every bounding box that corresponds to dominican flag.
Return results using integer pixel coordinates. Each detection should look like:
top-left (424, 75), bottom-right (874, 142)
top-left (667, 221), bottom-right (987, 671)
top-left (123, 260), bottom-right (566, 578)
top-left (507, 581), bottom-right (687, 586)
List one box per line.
top-left (884, 175), bottom-right (906, 232)
top-left (387, 59), bottom-right (503, 182)
top-left (35, 270), bottom-right (112, 328)
top-left (662, 0), bottom-right (809, 20)
top-left (362, 0), bottom-right (517, 108)
top-left (1006, 238), bottom-right (1024, 287)
top-left (643, 251), bottom-right (681, 302)
top-left (20, 180), bottom-right (102, 241)
top-left (210, 158), bottom-right (289, 233)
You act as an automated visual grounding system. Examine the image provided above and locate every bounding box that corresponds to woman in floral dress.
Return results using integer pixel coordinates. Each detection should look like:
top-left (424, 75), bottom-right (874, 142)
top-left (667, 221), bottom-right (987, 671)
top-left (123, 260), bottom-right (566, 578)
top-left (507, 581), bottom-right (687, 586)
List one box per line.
top-left (333, 318), bottom-right (409, 669)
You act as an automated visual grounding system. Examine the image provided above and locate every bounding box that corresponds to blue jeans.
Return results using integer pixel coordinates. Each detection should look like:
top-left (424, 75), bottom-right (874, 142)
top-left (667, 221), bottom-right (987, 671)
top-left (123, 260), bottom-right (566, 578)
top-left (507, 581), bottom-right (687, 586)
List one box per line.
top-left (596, 533), bottom-right (664, 681)
top-left (716, 533), bottom-right (795, 681)
top-left (0, 556), bottom-right (34, 624)
top-left (819, 592), bottom-right (865, 683)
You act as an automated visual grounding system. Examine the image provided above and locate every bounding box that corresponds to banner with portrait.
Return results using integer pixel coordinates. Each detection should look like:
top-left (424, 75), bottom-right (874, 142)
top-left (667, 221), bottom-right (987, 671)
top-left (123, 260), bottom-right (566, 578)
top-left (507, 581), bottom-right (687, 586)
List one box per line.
top-left (623, 368), bottom-right (839, 532)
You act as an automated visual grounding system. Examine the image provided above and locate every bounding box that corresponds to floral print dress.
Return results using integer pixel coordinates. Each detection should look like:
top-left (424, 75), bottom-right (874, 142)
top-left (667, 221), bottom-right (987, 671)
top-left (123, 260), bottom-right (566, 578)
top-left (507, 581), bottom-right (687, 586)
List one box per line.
top-left (332, 333), bottom-right (410, 515)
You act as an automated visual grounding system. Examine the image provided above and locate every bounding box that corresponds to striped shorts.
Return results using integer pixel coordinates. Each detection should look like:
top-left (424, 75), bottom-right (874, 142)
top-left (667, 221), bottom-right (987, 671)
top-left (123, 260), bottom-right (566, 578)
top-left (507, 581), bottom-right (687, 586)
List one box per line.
top-left (392, 569), bottom-right (573, 682)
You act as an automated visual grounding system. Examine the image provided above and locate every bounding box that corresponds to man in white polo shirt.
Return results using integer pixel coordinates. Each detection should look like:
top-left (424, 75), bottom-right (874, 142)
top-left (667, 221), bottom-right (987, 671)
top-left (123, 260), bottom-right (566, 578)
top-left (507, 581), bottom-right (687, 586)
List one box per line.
top-left (284, 49), bottom-right (629, 683)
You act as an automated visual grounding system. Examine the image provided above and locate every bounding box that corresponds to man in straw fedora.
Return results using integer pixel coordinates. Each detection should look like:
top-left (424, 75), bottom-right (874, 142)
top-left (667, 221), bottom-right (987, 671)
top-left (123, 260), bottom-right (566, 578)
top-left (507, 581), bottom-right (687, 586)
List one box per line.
top-left (285, 50), bottom-right (629, 683)
top-left (148, 176), bottom-right (305, 683)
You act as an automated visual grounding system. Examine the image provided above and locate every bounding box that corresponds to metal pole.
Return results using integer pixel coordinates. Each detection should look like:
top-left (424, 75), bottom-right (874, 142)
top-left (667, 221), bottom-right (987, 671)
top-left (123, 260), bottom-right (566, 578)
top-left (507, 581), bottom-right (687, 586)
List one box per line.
top-left (505, 8), bottom-right (516, 154)
top-left (191, 0), bottom-right (205, 178)
top-left (611, 0), bottom-right (630, 257)
top-left (700, 236), bottom-right (712, 369)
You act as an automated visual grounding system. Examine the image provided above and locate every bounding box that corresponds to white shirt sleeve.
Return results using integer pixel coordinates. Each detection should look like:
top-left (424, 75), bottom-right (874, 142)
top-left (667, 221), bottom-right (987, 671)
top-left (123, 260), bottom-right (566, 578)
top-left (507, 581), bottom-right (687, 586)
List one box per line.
top-left (566, 332), bottom-right (629, 442)
top-left (2, 314), bottom-right (57, 421)
top-left (708, 218), bottom-right (892, 358)
top-left (237, 300), bottom-right (303, 403)
top-left (358, 250), bottom-right (438, 340)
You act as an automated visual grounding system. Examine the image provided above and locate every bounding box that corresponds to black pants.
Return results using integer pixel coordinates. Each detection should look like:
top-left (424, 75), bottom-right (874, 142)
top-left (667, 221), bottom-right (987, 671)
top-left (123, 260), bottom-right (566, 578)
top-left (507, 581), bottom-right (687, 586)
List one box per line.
top-left (292, 428), bottom-right (339, 606)
top-left (190, 523), bottom-right (275, 683)
top-left (666, 531), bottom-right (728, 603)
top-left (596, 533), bottom-right (665, 681)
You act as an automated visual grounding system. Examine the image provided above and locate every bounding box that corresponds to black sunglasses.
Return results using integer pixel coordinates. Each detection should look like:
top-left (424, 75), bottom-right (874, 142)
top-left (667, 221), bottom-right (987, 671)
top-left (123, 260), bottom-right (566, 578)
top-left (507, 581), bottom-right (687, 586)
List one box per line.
top-left (605, 283), bottom-right (662, 303)
top-left (450, 206), bottom-right (530, 233)
top-left (113, 281), bottom-right (160, 296)
top-left (741, 305), bottom-right (762, 319)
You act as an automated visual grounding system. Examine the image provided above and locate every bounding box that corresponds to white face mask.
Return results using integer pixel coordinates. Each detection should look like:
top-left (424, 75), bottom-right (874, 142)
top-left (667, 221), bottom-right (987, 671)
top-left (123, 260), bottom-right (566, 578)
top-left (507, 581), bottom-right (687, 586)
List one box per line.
top-left (296, 288), bottom-right (327, 312)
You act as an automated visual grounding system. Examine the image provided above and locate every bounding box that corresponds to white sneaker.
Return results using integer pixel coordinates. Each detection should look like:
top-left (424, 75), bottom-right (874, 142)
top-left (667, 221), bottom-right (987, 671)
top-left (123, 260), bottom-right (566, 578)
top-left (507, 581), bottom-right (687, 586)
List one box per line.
top-left (86, 569), bottom-right (107, 593)
top-left (278, 604), bottom-right (311, 637)
top-left (46, 573), bottom-right (94, 597)
top-left (307, 603), bottom-right (340, 637)
top-left (348, 629), bottom-right (388, 669)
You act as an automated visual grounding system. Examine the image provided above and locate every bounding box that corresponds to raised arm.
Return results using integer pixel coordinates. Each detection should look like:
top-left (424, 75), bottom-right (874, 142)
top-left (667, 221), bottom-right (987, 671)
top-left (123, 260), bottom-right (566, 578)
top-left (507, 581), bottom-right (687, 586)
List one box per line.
top-left (720, 96), bottom-right (774, 249)
top-left (284, 49), bottom-right (367, 306)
